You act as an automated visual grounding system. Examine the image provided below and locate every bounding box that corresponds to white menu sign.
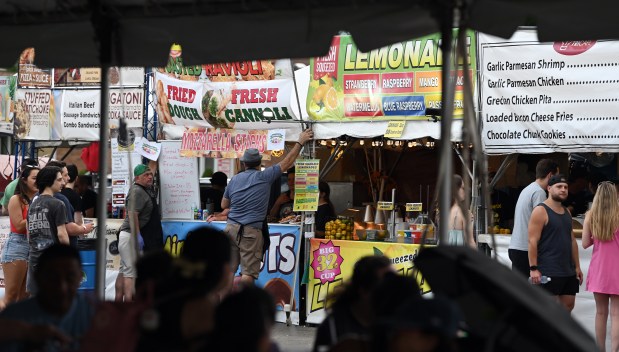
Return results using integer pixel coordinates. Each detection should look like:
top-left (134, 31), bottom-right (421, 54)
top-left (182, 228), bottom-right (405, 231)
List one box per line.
top-left (480, 30), bottom-right (619, 154)
top-left (111, 138), bottom-right (142, 208)
top-left (159, 140), bottom-right (200, 219)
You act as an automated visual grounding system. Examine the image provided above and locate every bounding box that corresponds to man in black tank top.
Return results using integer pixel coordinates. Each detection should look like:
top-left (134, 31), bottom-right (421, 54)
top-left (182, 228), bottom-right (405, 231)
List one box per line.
top-left (528, 174), bottom-right (583, 312)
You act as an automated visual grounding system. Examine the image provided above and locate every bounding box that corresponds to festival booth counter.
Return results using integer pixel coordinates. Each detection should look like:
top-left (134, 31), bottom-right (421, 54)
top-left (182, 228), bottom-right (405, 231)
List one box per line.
top-left (161, 220), bottom-right (303, 325)
top-left (302, 31), bottom-right (477, 324)
top-left (153, 48), bottom-right (313, 325)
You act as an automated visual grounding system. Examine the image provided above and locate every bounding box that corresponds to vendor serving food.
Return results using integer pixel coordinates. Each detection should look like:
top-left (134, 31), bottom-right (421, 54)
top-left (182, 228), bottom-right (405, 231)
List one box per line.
top-left (269, 168), bottom-right (296, 222)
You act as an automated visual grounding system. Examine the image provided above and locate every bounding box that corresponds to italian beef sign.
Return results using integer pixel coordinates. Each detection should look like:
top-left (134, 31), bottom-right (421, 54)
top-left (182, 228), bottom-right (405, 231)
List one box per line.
top-left (180, 127), bottom-right (270, 159)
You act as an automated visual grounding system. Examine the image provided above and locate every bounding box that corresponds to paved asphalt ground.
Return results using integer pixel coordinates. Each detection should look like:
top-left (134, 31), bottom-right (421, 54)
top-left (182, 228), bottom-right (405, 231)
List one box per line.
top-left (272, 323), bottom-right (317, 352)
top-left (271, 236), bottom-right (607, 352)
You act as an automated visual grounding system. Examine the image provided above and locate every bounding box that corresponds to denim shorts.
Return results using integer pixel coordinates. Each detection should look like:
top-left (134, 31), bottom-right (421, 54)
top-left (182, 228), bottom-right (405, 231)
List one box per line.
top-left (1, 233), bottom-right (30, 263)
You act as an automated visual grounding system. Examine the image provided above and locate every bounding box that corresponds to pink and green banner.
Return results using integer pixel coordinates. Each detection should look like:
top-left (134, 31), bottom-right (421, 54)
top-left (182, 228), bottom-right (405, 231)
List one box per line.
top-left (180, 127), bottom-right (269, 159)
top-left (307, 31), bottom-right (477, 122)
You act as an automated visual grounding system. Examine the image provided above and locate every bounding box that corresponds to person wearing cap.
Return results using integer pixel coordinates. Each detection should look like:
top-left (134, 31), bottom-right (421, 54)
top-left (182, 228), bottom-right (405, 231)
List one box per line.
top-left (509, 159), bottom-right (559, 277)
top-left (1, 158), bottom-right (39, 215)
top-left (117, 162), bottom-right (162, 301)
top-left (222, 129), bottom-right (313, 289)
top-left (528, 174), bottom-right (583, 312)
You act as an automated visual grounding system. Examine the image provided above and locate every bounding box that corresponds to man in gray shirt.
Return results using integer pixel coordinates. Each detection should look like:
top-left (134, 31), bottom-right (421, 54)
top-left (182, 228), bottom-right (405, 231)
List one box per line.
top-left (222, 129), bottom-right (313, 289)
top-left (509, 158), bottom-right (558, 276)
top-left (27, 166), bottom-right (70, 294)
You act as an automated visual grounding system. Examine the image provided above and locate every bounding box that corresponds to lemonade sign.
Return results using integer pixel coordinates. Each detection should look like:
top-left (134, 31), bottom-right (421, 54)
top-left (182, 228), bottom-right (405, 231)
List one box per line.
top-left (306, 238), bottom-right (432, 324)
top-left (307, 31), bottom-right (477, 121)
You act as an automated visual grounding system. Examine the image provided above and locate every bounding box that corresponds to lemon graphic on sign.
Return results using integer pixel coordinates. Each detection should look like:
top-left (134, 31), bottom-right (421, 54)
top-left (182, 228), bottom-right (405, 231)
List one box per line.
top-left (325, 87), bottom-right (338, 111)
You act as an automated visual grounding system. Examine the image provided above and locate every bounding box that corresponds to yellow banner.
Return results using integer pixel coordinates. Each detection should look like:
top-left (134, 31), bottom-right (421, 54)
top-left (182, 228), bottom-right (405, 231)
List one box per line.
top-left (306, 239), bottom-right (431, 319)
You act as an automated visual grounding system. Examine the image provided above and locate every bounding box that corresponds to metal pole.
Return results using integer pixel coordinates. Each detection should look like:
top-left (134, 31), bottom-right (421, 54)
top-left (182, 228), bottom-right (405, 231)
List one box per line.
top-left (94, 9), bottom-right (113, 299)
top-left (95, 64), bottom-right (110, 300)
top-left (438, 13), bottom-right (456, 245)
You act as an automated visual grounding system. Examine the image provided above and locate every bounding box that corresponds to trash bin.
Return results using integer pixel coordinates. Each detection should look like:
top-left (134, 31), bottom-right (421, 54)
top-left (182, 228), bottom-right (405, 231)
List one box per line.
top-left (76, 238), bottom-right (98, 291)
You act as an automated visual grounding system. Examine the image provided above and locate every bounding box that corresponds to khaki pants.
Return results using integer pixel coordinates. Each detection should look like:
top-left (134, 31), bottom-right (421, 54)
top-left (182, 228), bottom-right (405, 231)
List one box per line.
top-left (224, 223), bottom-right (264, 279)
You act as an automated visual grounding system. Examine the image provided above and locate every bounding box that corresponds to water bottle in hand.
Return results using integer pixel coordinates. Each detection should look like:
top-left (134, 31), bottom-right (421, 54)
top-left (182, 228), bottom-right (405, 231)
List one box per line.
top-left (528, 276), bottom-right (551, 285)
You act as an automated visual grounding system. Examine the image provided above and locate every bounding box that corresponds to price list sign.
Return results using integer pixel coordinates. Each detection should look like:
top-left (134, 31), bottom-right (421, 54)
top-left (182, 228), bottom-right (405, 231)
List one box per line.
top-left (293, 159), bottom-right (320, 212)
top-left (480, 30), bottom-right (619, 154)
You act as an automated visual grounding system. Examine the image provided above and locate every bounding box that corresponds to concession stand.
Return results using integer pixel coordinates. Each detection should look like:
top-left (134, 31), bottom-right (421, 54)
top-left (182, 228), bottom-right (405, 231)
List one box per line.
top-left (302, 31), bottom-right (477, 324)
top-left (0, 55), bottom-right (147, 295)
top-left (152, 47), bottom-right (308, 325)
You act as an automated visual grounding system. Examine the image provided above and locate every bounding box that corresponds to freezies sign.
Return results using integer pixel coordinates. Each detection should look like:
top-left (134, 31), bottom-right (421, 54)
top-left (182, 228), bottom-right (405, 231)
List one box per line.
top-left (306, 238), bottom-right (431, 324)
top-left (180, 127), bottom-right (270, 159)
top-left (307, 32), bottom-right (476, 121)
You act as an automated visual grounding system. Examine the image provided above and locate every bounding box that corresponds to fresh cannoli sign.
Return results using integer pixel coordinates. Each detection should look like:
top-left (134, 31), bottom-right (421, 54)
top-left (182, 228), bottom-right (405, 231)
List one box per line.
top-left (155, 71), bottom-right (296, 129)
top-left (154, 44), bottom-right (298, 130)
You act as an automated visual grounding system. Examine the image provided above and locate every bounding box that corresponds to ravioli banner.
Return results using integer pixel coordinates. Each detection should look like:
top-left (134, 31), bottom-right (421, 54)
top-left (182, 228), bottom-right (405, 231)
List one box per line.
top-left (307, 31), bottom-right (476, 121)
top-left (153, 45), bottom-right (300, 131)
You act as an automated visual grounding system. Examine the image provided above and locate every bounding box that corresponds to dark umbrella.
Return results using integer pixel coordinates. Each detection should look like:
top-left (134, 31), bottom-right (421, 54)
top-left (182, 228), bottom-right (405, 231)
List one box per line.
top-left (414, 246), bottom-right (597, 352)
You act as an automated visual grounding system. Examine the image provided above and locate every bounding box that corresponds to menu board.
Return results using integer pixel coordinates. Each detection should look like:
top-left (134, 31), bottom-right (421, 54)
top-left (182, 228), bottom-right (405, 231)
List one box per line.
top-left (111, 137), bottom-right (142, 208)
top-left (293, 159), bottom-right (320, 212)
top-left (159, 140), bottom-right (200, 219)
top-left (480, 30), bottom-right (619, 154)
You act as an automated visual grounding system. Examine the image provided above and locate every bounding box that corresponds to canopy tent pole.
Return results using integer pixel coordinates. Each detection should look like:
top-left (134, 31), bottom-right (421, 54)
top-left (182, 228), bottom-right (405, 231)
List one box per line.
top-left (437, 8), bottom-right (455, 245)
top-left (94, 10), bottom-right (114, 300)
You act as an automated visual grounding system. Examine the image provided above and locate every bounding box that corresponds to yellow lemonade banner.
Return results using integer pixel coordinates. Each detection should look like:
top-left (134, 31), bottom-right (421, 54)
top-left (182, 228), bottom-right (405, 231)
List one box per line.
top-left (306, 238), bottom-right (431, 323)
top-left (307, 31), bottom-right (476, 122)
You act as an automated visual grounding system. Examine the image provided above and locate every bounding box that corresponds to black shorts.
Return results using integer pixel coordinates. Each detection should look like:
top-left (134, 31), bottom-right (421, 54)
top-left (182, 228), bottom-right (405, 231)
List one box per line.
top-left (508, 249), bottom-right (529, 277)
top-left (541, 275), bottom-right (579, 296)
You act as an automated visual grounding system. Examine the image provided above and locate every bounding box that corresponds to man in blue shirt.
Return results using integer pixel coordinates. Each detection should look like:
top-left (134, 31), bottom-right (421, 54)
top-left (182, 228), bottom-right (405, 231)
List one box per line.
top-left (222, 129), bottom-right (313, 288)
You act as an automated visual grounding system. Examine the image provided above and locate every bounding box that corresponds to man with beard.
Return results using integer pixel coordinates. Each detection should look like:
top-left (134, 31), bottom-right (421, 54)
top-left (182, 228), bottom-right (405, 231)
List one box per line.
top-left (509, 158), bottom-right (559, 277)
top-left (528, 174), bottom-right (583, 312)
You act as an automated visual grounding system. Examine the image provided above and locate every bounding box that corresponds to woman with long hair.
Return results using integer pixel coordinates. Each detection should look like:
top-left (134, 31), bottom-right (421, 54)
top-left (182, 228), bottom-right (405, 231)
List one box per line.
top-left (1, 165), bottom-right (39, 307)
top-left (448, 174), bottom-right (476, 247)
top-left (582, 181), bottom-right (619, 352)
